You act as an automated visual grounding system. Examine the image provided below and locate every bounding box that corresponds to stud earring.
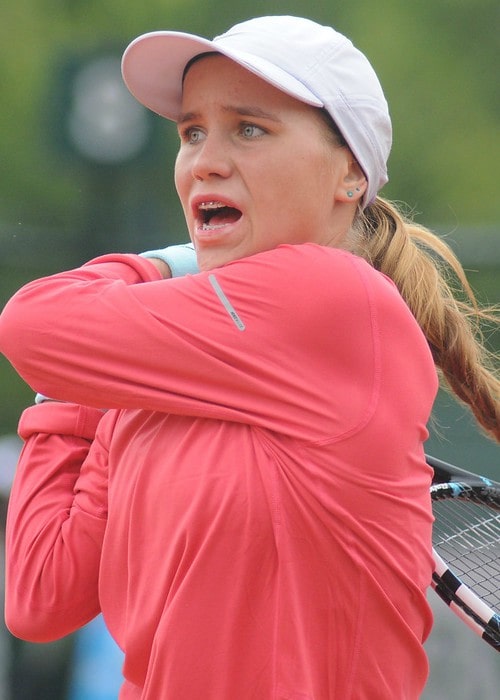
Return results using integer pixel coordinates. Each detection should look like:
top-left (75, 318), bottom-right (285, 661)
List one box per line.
top-left (347, 190), bottom-right (354, 198)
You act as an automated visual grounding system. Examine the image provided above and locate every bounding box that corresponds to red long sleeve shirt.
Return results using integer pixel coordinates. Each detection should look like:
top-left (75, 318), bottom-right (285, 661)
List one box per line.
top-left (0, 243), bottom-right (438, 698)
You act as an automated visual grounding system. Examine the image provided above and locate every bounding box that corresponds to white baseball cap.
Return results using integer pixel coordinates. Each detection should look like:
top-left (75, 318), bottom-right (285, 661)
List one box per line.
top-left (121, 15), bottom-right (392, 207)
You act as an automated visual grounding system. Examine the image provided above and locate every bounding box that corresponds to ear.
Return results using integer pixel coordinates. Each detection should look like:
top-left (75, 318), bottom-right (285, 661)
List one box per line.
top-left (334, 157), bottom-right (368, 204)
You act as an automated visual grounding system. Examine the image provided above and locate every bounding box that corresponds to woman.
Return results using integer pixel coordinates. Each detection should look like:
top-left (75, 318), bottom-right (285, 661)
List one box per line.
top-left (0, 16), bottom-right (498, 699)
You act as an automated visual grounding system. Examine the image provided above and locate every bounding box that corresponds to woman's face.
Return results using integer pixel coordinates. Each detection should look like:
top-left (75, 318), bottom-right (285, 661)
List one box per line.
top-left (175, 54), bottom-right (360, 271)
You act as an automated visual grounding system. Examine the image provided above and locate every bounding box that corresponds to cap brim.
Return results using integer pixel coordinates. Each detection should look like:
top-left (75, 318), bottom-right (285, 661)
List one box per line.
top-left (121, 30), bottom-right (323, 122)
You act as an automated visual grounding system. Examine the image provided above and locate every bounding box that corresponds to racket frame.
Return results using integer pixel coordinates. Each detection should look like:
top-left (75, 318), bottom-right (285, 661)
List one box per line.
top-left (427, 454), bottom-right (500, 652)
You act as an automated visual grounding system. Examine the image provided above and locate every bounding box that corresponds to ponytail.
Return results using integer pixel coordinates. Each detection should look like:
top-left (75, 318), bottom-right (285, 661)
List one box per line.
top-left (351, 197), bottom-right (500, 441)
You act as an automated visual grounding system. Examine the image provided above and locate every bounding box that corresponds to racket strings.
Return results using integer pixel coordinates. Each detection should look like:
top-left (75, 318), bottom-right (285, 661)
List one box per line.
top-left (432, 497), bottom-right (500, 608)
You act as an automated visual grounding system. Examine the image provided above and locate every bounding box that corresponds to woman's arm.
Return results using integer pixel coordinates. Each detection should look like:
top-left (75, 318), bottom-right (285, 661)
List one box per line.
top-left (5, 401), bottom-right (109, 642)
top-left (0, 245), bottom-right (391, 440)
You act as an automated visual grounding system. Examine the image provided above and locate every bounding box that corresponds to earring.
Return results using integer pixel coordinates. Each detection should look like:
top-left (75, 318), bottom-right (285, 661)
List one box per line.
top-left (347, 190), bottom-right (354, 198)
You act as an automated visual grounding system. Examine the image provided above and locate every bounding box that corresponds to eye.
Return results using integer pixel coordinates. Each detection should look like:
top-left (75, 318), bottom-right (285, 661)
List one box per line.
top-left (239, 123), bottom-right (266, 139)
top-left (181, 126), bottom-right (205, 145)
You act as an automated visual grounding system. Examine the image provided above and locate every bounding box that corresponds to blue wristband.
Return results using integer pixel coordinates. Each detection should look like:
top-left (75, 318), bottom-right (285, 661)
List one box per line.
top-left (140, 243), bottom-right (198, 278)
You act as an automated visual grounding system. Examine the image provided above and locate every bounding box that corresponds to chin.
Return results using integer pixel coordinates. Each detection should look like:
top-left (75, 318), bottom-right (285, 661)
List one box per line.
top-left (197, 254), bottom-right (228, 272)
top-left (197, 248), bottom-right (241, 272)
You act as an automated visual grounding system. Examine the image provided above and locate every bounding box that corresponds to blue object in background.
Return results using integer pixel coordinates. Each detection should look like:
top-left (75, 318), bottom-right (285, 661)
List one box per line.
top-left (67, 615), bottom-right (123, 699)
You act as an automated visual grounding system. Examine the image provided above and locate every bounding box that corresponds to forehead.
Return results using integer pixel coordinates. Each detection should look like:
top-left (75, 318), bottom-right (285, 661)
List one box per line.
top-left (181, 54), bottom-right (307, 111)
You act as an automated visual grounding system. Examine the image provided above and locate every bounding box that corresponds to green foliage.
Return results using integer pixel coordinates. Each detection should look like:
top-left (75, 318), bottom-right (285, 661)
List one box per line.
top-left (0, 0), bottom-right (499, 233)
top-left (0, 0), bottom-right (498, 437)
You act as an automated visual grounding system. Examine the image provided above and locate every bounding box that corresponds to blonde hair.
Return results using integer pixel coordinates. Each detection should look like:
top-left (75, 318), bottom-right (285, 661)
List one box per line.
top-left (351, 196), bottom-right (500, 442)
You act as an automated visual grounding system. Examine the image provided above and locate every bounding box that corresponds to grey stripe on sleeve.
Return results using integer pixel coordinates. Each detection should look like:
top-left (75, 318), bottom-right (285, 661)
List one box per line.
top-left (208, 274), bottom-right (246, 331)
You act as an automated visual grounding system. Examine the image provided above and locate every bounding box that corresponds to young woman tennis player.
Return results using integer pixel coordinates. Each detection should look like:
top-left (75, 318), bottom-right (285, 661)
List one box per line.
top-left (0, 16), bottom-right (498, 699)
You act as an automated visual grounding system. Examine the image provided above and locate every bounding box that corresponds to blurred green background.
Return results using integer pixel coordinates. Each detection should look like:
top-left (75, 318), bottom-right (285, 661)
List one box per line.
top-left (1, 0), bottom-right (499, 455)
top-left (0, 1), bottom-right (499, 698)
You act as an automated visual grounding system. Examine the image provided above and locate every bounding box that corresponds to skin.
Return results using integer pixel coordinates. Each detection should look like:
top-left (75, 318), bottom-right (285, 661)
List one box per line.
top-left (153, 54), bottom-right (367, 276)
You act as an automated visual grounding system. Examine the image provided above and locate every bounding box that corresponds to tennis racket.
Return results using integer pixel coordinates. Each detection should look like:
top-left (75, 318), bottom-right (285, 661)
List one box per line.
top-left (427, 454), bottom-right (500, 651)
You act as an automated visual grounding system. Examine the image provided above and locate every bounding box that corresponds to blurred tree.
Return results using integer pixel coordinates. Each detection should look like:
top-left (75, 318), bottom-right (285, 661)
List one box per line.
top-left (0, 0), bottom-right (498, 238)
top-left (0, 0), bottom-right (498, 436)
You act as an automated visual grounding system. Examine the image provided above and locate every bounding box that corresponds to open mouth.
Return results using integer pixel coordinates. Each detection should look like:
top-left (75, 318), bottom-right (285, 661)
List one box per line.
top-left (198, 201), bottom-right (242, 230)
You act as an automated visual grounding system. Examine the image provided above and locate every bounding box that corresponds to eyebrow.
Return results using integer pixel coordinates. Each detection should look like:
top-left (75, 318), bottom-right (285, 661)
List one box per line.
top-left (177, 105), bottom-right (283, 124)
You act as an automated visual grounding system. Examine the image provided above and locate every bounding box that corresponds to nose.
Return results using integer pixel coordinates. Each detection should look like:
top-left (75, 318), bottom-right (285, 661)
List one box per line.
top-left (191, 133), bottom-right (233, 181)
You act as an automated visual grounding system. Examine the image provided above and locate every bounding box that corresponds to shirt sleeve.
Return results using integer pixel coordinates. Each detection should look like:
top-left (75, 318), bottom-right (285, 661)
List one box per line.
top-left (5, 401), bottom-right (110, 642)
top-left (0, 244), bottom-right (402, 441)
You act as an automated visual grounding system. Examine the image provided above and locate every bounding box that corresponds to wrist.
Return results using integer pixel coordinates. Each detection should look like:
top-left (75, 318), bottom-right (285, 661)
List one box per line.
top-left (140, 243), bottom-right (198, 278)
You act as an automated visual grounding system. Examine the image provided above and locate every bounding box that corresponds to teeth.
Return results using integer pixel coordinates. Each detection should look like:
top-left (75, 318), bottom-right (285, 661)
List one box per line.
top-left (201, 222), bottom-right (223, 230)
top-left (198, 201), bottom-right (225, 210)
